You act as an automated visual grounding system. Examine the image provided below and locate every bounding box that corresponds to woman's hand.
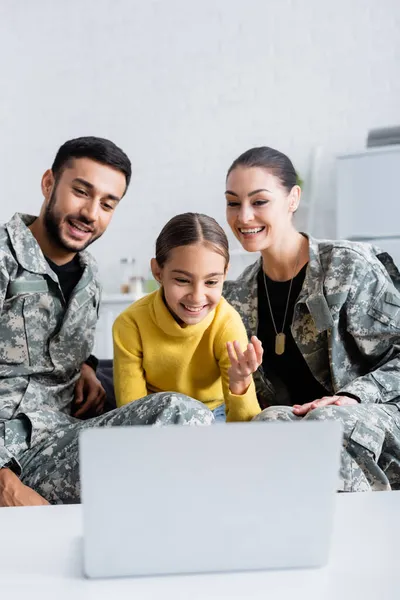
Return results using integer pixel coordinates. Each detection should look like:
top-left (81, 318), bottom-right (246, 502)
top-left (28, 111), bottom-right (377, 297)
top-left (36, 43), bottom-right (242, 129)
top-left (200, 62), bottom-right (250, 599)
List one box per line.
top-left (293, 395), bottom-right (359, 416)
top-left (227, 336), bottom-right (263, 395)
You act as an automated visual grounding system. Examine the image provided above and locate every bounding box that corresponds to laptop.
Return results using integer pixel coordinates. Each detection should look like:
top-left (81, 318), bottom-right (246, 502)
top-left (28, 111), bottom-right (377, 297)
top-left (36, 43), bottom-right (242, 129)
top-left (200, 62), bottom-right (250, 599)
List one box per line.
top-left (79, 420), bottom-right (342, 579)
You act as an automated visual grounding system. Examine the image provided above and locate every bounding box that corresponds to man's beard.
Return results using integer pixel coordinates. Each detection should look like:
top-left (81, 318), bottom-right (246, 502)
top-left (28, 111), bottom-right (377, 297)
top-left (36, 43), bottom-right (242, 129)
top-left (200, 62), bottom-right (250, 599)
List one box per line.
top-left (44, 188), bottom-right (102, 253)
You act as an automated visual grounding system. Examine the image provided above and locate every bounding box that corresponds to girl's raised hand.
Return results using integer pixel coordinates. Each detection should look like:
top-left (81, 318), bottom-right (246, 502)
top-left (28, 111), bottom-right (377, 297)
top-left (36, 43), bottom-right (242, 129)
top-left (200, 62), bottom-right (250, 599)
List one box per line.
top-left (226, 336), bottom-right (263, 395)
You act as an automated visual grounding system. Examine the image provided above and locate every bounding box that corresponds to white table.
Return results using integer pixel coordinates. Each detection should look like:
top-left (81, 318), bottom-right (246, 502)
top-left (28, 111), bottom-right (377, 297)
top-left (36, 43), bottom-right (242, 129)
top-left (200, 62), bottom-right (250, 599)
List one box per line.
top-left (1, 492), bottom-right (399, 600)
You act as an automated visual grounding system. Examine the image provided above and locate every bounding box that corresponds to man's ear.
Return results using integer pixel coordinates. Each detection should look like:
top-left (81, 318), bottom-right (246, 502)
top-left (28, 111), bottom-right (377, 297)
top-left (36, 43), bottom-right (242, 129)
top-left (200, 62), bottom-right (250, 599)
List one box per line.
top-left (41, 169), bottom-right (55, 201)
top-left (150, 258), bottom-right (163, 284)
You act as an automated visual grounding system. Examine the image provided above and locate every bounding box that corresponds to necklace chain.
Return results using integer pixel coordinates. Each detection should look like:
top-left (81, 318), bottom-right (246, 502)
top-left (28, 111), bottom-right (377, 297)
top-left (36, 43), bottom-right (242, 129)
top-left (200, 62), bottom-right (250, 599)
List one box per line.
top-left (262, 249), bottom-right (301, 342)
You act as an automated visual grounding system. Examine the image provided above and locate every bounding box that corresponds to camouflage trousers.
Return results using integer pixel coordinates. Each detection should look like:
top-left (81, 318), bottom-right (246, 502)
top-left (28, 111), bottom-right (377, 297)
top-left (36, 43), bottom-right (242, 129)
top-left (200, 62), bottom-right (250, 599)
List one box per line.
top-left (14, 393), bottom-right (213, 504)
top-left (253, 404), bottom-right (400, 492)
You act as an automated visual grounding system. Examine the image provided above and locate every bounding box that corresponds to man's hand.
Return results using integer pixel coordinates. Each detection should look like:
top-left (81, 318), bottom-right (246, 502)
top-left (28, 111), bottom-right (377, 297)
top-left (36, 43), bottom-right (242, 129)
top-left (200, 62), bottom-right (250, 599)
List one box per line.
top-left (227, 336), bottom-right (263, 396)
top-left (0, 468), bottom-right (49, 507)
top-left (72, 363), bottom-right (106, 418)
top-left (293, 395), bottom-right (359, 416)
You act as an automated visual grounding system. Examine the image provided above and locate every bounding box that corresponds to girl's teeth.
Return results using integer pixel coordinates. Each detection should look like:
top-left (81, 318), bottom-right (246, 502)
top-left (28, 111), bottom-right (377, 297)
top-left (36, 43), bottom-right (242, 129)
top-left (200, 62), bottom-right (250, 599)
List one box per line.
top-left (184, 305), bottom-right (204, 312)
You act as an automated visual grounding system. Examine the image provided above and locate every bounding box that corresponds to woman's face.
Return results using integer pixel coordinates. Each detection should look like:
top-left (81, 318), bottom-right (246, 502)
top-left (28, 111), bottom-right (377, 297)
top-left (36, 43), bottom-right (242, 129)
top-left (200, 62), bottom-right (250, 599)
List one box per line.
top-left (225, 166), bottom-right (299, 253)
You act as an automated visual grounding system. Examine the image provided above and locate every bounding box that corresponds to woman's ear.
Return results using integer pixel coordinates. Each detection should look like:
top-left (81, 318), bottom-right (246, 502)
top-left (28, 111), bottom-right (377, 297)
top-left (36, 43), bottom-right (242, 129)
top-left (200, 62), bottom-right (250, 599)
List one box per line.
top-left (150, 258), bottom-right (163, 284)
top-left (288, 185), bottom-right (301, 214)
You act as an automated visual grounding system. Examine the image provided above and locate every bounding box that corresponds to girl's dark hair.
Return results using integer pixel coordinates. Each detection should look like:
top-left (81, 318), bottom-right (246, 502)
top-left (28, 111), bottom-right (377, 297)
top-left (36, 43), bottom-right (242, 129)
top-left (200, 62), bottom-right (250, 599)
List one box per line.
top-left (52, 136), bottom-right (132, 194)
top-left (226, 146), bottom-right (298, 193)
top-left (155, 212), bottom-right (229, 269)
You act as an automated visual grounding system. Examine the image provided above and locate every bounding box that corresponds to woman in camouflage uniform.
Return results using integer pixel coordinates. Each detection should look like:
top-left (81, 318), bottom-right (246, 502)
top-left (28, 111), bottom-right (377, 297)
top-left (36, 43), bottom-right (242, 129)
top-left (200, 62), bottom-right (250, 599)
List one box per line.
top-left (223, 146), bottom-right (400, 492)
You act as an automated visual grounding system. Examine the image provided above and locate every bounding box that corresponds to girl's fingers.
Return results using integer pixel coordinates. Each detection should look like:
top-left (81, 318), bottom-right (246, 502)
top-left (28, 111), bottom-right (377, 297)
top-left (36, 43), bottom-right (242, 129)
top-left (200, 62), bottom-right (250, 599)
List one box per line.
top-left (233, 340), bottom-right (247, 372)
top-left (250, 336), bottom-right (264, 364)
top-left (226, 341), bottom-right (239, 368)
top-left (244, 343), bottom-right (258, 372)
top-left (228, 339), bottom-right (262, 377)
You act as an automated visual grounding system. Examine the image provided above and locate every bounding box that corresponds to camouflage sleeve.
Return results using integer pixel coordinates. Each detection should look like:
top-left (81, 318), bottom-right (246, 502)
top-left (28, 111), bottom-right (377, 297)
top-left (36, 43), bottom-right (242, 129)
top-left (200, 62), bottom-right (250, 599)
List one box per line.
top-left (253, 369), bottom-right (274, 409)
top-left (83, 282), bottom-right (102, 371)
top-left (338, 262), bottom-right (400, 404)
top-left (0, 447), bottom-right (21, 473)
top-left (0, 433), bottom-right (11, 469)
top-left (0, 251), bottom-right (9, 310)
top-left (0, 254), bottom-right (11, 468)
top-left (222, 280), bottom-right (236, 302)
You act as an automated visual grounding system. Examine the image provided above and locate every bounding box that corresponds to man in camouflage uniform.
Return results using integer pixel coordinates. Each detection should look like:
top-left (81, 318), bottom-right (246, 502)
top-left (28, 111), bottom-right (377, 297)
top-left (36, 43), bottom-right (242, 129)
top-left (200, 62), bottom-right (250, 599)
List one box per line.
top-left (224, 236), bottom-right (400, 492)
top-left (0, 137), bottom-right (213, 506)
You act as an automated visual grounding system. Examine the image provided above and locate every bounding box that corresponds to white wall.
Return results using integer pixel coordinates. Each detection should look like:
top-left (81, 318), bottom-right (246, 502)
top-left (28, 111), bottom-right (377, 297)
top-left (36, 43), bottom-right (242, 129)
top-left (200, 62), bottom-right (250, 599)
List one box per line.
top-left (0, 0), bottom-right (399, 289)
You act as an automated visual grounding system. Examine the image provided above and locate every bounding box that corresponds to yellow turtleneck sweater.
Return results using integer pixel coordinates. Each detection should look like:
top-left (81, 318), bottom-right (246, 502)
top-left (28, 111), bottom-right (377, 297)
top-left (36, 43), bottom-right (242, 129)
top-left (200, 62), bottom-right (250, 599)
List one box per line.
top-left (112, 289), bottom-right (260, 421)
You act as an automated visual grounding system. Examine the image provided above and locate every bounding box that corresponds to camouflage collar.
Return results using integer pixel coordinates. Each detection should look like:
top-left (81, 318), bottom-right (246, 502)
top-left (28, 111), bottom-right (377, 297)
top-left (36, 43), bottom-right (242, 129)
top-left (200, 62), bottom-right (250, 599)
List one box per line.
top-left (6, 213), bottom-right (50, 275)
top-left (6, 213), bottom-right (97, 287)
top-left (72, 250), bottom-right (98, 293)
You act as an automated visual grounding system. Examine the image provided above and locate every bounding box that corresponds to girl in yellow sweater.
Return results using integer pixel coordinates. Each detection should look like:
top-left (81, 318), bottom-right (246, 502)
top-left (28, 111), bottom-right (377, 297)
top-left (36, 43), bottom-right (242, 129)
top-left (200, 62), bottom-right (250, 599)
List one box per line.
top-left (112, 213), bottom-right (262, 422)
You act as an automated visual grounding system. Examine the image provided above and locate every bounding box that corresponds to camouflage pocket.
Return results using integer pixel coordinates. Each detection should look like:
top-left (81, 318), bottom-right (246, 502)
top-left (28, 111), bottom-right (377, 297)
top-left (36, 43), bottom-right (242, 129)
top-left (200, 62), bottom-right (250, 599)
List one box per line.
top-left (0, 294), bottom-right (29, 366)
top-left (23, 292), bottom-right (57, 367)
top-left (4, 417), bottom-right (30, 455)
top-left (350, 420), bottom-right (385, 461)
top-left (367, 291), bottom-right (400, 331)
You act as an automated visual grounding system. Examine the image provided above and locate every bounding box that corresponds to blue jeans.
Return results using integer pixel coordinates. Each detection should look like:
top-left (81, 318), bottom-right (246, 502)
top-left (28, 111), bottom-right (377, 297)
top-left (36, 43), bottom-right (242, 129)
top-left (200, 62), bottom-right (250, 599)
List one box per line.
top-left (212, 403), bottom-right (226, 423)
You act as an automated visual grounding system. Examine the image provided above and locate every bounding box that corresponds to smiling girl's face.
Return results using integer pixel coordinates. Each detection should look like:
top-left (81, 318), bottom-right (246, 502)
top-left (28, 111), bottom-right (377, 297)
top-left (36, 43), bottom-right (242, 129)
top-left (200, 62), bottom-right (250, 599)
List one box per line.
top-left (151, 242), bottom-right (227, 326)
top-left (225, 166), bottom-right (299, 254)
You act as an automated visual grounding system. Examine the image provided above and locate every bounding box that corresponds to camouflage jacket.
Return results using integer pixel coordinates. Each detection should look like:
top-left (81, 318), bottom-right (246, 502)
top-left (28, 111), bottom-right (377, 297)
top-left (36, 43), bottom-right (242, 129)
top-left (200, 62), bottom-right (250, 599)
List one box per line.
top-left (0, 214), bottom-right (101, 471)
top-left (223, 235), bottom-right (400, 409)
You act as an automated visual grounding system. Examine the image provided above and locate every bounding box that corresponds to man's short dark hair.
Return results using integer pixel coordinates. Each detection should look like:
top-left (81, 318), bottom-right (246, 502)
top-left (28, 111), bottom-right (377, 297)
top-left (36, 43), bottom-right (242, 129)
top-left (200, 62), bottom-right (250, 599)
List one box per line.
top-left (51, 136), bottom-right (132, 193)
